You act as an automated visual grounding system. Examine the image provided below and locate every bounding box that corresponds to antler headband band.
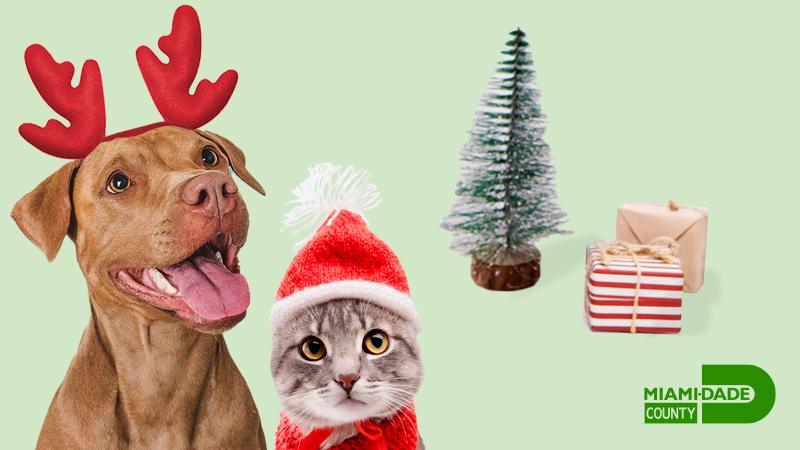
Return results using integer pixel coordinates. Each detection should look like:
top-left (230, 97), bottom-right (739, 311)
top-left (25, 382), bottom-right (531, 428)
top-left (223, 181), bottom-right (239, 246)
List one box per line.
top-left (19, 5), bottom-right (237, 159)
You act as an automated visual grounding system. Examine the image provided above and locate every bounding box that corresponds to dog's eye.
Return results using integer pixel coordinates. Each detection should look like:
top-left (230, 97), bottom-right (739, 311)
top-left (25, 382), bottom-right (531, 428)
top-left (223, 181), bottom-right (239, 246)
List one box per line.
top-left (202, 148), bottom-right (218, 166)
top-left (363, 330), bottom-right (389, 355)
top-left (300, 336), bottom-right (326, 361)
top-left (107, 173), bottom-right (131, 193)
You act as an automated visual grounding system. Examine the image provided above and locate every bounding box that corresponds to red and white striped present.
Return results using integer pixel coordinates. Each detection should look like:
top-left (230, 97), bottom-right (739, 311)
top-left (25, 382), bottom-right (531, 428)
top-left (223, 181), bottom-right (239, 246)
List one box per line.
top-left (584, 242), bottom-right (683, 334)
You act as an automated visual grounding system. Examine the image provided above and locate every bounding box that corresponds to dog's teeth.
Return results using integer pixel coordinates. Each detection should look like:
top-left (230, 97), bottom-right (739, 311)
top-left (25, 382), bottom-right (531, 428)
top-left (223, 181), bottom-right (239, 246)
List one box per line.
top-left (149, 268), bottom-right (178, 295)
top-left (215, 251), bottom-right (224, 264)
top-left (164, 284), bottom-right (178, 295)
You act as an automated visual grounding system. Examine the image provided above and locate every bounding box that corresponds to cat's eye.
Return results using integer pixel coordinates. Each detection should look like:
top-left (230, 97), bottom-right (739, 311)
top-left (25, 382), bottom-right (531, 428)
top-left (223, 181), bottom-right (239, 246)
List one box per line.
top-left (107, 173), bottom-right (131, 193)
top-left (363, 330), bottom-right (389, 355)
top-left (300, 337), bottom-right (326, 361)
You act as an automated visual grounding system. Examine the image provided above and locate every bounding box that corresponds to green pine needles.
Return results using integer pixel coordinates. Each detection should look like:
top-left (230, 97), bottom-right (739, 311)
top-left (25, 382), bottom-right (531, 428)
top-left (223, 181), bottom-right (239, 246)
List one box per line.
top-left (442, 28), bottom-right (570, 263)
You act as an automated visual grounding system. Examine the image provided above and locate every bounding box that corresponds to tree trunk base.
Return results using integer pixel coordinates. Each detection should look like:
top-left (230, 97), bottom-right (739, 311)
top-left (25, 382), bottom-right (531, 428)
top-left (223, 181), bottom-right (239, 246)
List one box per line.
top-left (471, 255), bottom-right (541, 291)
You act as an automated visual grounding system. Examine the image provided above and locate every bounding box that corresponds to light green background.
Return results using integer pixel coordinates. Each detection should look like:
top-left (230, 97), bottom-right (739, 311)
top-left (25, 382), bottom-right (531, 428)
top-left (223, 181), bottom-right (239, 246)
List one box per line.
top-left (1, 0), bottom-right (797, 448)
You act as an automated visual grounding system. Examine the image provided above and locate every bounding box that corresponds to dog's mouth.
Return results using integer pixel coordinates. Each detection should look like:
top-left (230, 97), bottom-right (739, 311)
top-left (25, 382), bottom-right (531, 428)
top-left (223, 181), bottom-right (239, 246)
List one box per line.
top-left (112, 233), bottom-right (249, 324)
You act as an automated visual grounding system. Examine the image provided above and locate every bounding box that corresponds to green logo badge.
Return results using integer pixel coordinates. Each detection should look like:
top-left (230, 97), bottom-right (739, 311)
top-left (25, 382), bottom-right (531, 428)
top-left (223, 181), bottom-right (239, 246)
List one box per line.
top-left (643, 365), bottom-right (775, 424)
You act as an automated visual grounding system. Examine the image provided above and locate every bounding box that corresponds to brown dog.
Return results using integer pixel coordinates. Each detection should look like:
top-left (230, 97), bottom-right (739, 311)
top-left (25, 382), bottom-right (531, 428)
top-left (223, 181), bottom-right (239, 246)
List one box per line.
top-left (13, 126), bottom-right (267, 449)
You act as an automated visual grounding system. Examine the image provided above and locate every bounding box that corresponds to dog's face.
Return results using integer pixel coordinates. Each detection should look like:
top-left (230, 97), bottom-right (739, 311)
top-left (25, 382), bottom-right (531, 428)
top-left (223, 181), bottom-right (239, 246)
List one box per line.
top-left (13, 126), bottom-right (265, 333)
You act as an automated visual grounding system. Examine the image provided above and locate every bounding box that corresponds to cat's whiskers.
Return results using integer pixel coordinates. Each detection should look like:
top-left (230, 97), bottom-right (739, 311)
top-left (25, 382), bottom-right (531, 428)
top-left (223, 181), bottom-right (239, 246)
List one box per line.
top-left (289, 401), bottom-right (327, 430)
top-left (283, 386), bottom-right (335, 429)
top-left (377, 376), bottom-right (425, 381)
top-left (377, 390), bottom-right (412, 405)
top-left (378, 267), bottom-right (402, 286)
top-left (300, 302), bottom-right (322, 327)
top-left (281, 384), bottom-right (325, 399)
top-left (394, 407), bottom-right (419, 444)
top-left (370, 396), bottom-right (398, 419)
top-left (374, 384), bottom-right (421, 441)
top-left (376, 385), bottom-right (419, 397)
top-left (369, 395), bottom-right (417, 445)
top-left (373, 391), bottom-right (412, 416)
top-left (375, 391), bottom-right (415, 406)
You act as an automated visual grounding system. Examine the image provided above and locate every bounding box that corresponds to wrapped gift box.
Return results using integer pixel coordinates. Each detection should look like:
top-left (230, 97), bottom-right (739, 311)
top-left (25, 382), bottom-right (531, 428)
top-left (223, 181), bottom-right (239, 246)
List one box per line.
top-left (585, 244), bottom-right (683, 334)
top-left (616, 200), bottom-right (708, 293)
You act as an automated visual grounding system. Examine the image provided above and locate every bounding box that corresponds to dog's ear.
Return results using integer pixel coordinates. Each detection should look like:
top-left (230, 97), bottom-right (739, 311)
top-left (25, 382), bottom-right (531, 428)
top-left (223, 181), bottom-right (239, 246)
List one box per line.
top-left (195, 129), bottom-right (265, 196)
top-left (11, 160), bottom-right (81, 262)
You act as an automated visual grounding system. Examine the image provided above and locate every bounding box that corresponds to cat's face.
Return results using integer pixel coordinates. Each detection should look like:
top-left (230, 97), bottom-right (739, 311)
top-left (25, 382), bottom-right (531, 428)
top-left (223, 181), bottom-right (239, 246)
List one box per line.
top-left (270, 298), bottom-right (424, 429)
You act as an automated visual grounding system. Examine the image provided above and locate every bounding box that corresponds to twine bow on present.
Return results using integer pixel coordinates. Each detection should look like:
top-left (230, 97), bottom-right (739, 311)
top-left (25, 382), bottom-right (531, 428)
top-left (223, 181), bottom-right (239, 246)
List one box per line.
top-left (585, 237), bottom-right (680, 333)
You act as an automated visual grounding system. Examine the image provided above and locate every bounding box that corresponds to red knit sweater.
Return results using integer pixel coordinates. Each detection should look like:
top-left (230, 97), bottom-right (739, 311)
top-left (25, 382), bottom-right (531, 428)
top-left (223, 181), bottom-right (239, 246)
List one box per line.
top-left (274, 403), bottom-right (418, 450)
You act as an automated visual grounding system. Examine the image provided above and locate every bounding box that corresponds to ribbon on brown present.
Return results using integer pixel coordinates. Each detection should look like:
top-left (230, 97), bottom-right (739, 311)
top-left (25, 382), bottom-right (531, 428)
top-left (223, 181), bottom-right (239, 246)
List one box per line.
top-left (585, 237), bottom-right (681, 333)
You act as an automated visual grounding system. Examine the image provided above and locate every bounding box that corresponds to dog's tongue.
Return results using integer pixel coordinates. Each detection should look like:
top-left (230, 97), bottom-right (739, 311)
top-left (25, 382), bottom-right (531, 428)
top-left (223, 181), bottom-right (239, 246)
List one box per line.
top-left (160, 248), bottom-right (249, 321)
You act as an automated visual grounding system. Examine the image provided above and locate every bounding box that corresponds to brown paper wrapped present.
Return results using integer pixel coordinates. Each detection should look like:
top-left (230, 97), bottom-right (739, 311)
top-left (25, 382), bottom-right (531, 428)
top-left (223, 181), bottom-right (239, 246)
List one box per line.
top-left (615, 199), bottom-right (708, 293)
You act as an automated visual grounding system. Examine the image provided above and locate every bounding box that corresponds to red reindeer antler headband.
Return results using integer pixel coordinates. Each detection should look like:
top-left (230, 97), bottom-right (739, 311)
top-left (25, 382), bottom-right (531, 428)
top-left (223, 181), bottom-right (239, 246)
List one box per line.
top-left (19, 5), bottom-right (237, 159)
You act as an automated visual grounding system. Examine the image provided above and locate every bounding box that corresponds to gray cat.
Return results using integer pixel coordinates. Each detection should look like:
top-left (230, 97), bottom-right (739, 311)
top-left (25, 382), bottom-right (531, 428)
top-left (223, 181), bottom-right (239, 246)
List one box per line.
top-left (273, 174), bottom-right (424, 448)
top-left (271, 299), bottom-right (425, 449)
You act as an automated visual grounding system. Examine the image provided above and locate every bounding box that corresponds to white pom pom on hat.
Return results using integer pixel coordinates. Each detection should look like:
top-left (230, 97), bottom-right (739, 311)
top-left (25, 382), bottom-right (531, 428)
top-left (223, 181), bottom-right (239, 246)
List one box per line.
top-left (270, 164), bottom-right (421, 334)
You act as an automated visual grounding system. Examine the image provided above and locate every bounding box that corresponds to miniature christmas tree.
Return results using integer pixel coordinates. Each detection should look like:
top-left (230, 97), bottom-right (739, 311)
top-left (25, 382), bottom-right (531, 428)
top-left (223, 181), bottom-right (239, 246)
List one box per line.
top-left (441, 28), bottom-right (570, 291)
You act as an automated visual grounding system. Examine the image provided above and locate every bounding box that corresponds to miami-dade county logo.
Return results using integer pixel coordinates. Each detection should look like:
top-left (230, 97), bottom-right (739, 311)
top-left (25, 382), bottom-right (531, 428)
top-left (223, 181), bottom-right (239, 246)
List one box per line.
top-left (644, 365), bottom-right (775, 424)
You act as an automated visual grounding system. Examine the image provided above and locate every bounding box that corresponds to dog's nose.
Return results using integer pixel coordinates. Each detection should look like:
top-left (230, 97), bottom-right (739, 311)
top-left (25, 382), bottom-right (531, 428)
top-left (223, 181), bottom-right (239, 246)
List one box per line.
top-left (336, 374), bottom-right (359, 394)
top-left (181, 172), bottom-right (239, 218)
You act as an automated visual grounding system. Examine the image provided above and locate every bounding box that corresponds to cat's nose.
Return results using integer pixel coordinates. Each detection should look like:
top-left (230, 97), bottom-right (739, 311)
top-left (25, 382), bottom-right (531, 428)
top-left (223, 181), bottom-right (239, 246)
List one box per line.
top-left (336, 374), bottom-right (359, 393)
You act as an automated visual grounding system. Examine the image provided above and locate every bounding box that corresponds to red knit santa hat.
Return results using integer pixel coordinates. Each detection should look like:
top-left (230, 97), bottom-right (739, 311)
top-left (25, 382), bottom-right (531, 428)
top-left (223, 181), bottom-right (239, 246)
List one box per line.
top-left (270, 164), bottom-right (421, 334)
